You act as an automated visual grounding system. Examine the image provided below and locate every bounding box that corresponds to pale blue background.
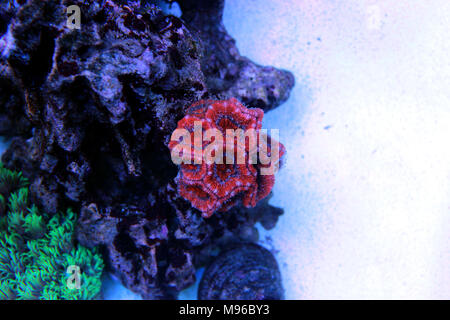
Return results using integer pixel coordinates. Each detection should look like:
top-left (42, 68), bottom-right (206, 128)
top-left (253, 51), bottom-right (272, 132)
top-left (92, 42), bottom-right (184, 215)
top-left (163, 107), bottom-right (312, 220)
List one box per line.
top-left (2, 0), bottom-right (449, 300)
top-left (223, 0), bottom-right (450, 299)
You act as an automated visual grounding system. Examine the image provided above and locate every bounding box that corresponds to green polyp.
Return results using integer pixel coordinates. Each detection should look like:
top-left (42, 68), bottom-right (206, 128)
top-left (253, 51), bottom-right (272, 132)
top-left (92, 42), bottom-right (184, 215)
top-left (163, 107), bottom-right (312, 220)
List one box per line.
top-left (0, 163), bottom-right (104, 300)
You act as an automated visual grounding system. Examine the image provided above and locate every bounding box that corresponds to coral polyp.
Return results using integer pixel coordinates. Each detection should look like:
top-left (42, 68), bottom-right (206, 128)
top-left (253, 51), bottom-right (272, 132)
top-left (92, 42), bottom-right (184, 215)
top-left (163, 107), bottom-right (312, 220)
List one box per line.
top-left (0, 164), bottom-right (104, 300)
top-left (169, 98), bottom-right (285, 217)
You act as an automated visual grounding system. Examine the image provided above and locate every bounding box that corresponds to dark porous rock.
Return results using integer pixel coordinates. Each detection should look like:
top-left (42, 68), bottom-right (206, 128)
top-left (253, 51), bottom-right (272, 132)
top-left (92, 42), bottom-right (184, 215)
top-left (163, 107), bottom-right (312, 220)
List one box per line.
top-left (0, 9), bottom-right (30, 138)
top-left (198, 243), bottom-right (284, 300)
top-left (77, 200), bottom-right (175, 299)
top-left (0, 72), bottom-right (30, 137)
top-left (3, 0), bottom-right (207, 214)
top-left (0, 0), bottom-right (293, 299)
top-left (178, 0), bottom-right (295, 111)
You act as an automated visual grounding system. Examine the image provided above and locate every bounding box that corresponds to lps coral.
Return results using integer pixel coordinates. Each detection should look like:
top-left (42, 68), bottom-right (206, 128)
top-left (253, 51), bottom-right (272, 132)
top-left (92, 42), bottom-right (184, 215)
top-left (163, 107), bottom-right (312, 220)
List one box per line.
top-left (169, 98), bottom-right (285, 217)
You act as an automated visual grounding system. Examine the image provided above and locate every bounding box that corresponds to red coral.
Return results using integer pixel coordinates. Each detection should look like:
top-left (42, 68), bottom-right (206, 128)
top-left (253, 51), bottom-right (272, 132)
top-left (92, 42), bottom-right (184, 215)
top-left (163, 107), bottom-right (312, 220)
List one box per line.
top-left (169, 98), bottom-right (285, 218)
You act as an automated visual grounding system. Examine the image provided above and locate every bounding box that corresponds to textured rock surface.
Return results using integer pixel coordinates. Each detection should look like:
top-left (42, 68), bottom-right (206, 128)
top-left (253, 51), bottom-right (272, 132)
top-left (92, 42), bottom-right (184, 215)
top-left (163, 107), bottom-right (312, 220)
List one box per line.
top-left (178, 0), bottom-right (294, 112)
top-left (0, 0), bottom-right (293, 299)
top-left (198, 243), bottom-right (284, 300)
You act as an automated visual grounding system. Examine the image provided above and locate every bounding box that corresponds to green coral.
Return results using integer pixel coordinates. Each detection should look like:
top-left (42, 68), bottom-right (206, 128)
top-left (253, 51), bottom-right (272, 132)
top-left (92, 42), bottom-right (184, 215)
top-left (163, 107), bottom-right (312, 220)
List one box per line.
top-left (0, 163), bottom-right (104, 300)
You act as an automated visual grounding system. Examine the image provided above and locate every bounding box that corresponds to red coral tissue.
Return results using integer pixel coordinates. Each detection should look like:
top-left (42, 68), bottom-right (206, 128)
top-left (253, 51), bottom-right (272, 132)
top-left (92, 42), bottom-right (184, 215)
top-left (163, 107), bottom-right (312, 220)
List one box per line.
top-left (169, 98), bottom-right (285, 218)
